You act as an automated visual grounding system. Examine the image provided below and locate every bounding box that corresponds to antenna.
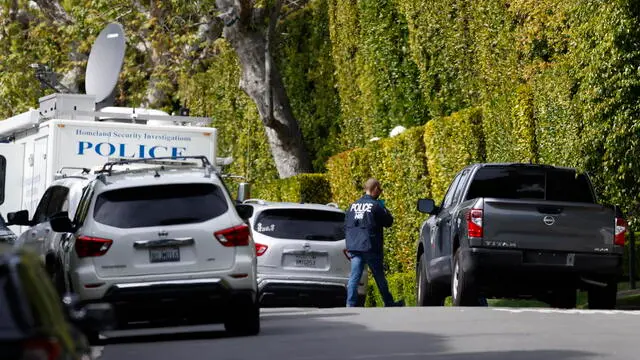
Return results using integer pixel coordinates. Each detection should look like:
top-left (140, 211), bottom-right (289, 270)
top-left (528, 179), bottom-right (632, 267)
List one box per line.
top-left (85, 23), bottom-right (126, 107)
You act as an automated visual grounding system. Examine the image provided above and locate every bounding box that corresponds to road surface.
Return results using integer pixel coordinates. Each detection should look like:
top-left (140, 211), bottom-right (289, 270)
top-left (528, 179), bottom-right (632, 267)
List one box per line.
top-left (94, 307), bottom-right (640, 360)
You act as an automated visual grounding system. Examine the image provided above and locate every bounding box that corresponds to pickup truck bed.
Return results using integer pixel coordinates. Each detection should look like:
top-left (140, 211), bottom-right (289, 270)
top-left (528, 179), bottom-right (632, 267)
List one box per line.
top-left (415, 163), bottom-right (625, 309)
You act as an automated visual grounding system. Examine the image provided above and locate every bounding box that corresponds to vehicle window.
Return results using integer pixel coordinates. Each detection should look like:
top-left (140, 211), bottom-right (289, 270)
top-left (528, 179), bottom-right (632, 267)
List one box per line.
top-left (465, 167), bottom-right (595, 203)
top-left (0, 155), bottom-right (5, 205)
top-left (441, 173), bottom-right (463, 209)
top-left (93, 183), bottom-right (229, 228)
top-left (451, 169), bottom-right (471, 205)
top-left (0, 265), bottom-right (27, 339)
top-left (45, 186), bottom-right (70, 218)
top-left (253, 209), bottom-right (345, 241)
top-left (31, 188), bottom-right (54, 224)
top-left (74, 180), bottom-right (96, 227)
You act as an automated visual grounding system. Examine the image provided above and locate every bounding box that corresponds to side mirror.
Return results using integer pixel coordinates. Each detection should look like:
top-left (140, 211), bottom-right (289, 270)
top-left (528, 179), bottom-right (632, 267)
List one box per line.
top-left (49, 212), bottom-right (75, 233)
top-left (6, 210), bottom-right (31, 226)
top-left (237, 182), bottom-right (251, 203)
top-left (417, 198), bottom-right (438, 214)
top-left (236, 204), bottom-right (254, 220)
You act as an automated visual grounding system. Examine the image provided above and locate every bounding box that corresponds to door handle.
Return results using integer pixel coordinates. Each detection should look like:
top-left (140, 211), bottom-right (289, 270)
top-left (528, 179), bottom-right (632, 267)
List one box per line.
top-left (30, 231), bottom-right (37, 238)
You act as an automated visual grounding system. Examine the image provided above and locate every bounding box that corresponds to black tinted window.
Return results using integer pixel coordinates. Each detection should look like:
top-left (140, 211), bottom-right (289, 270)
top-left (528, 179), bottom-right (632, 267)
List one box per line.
top-left (94, 183), bottom-right (229, 228)
top-left (0, 155), bottom-right (5, 205)
top-left (466, 167), bottom-right (594, 203)
top-left (254, 209), bottom-right (345, 241)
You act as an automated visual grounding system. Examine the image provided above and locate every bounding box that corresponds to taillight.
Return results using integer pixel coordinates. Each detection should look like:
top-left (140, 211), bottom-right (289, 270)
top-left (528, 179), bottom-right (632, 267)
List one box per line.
top-left (615, 217), bottom-right (627, 246)
top-left (215, 224), bottom-right (250, 247)
top-left (343, 249), bottom-right (352, 260)
top-left (255, 243), bottom-right (268, 256)
top-left (22, 338), bottom-right (61, 360)
top-left (467, 208), bottom-right (483, 238)
top-left (75, 236), bottom-right (112, 258)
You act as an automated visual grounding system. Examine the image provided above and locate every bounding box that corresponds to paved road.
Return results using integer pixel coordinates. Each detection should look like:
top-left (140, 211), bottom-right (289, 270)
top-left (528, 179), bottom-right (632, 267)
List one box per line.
top-left (94, 307), bottom-right (640, 360)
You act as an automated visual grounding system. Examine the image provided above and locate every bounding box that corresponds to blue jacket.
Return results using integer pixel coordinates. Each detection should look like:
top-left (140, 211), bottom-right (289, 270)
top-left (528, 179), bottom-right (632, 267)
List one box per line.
top-left (344, 194), bottom-right (394, 254)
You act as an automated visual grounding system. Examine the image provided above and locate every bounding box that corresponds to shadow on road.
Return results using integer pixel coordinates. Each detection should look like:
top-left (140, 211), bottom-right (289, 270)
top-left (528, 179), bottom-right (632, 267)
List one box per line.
top-left (98, 309), bottom-right (599, 360)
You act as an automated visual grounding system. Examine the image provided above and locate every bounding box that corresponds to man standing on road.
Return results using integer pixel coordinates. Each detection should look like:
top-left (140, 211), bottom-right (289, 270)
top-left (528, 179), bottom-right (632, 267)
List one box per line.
top-left (345, 178), bottom-right (404, 307)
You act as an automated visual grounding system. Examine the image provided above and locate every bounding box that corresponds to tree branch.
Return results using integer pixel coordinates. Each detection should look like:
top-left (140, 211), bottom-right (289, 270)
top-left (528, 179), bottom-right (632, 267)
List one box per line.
top-left (264, 0), bottom-right (283, 127)
top-left (32, 0), bottom-right (73, 24)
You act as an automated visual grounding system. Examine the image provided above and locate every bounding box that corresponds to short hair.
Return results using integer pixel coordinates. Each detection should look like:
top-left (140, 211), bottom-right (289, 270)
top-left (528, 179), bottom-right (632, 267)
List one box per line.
top-left (364, 178), bottom-right (381, 192)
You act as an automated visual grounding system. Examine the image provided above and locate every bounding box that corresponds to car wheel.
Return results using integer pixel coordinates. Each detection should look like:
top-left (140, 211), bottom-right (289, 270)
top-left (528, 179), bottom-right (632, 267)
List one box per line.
top-left (224, 296), bottom-right (260, 336)
top-left (417, 254), bottom-right (445, 306)
top-left (548, 289), bottom-right (577, 309)
top-left (588, 281), bottom-right (617, 310)
top-left (451, 249), bottom-right (479, 306)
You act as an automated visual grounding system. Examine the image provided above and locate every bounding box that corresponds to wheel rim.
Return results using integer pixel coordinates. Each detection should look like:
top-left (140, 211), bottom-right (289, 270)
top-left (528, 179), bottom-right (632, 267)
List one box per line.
top-left (453, 260), bottom-right (459, 301)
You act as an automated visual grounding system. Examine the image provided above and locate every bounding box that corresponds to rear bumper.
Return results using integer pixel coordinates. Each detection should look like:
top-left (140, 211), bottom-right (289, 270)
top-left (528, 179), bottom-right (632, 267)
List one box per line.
top-left (460, 247), bottom-right (623, 296)
top-left (83, 279), bottom-right (256, 327)
top-left (258, 279), bottom-right (347, 307)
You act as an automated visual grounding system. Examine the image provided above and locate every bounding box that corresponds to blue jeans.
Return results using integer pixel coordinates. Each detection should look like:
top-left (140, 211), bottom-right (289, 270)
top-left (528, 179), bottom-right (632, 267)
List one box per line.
top-left (346, 251), bottom-right (395, 307)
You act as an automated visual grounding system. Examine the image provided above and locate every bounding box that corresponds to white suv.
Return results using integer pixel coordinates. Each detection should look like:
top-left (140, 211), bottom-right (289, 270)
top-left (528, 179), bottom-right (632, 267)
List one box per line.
top-left (49, 157), bottom-right (259, 338)
top-left (243, 200), bottom-right (368, 307)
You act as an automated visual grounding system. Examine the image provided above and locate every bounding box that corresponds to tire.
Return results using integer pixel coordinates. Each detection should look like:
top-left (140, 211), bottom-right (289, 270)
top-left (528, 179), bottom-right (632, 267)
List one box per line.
top-left (224, 296), bottom-right (260, 336)
top-left (548, 289), bottom-right (577, 309)
top-left (588, 281), bottom-right (617, 310)
top-left (451, 249), bottom-right (479, 306)
top-left (416, 254), bottom-right (446, 306)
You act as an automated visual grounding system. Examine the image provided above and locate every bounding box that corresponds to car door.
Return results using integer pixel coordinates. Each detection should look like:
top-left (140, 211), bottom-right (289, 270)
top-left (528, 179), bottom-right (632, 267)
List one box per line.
top-left (0, 144), bottom-right (25, 236)
top-left (41, 186), bottom-right (71, 264)
top-left (16, 188), bottom-right (53, 259)
top-left (433, 172), bottom-right (463, 258)
top-left (440, 168), bottom-right (472, 259)
top-left (18, 186), bottom-right (70, 262)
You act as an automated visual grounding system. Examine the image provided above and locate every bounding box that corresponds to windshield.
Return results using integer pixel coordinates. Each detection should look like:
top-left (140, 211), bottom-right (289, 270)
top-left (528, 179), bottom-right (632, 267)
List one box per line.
top-left (465, 166), bottom-right (595, 203)
top-left (253, 208), bottom-right (345, 241)
top-left (94, 183), bottom-right (229, 228)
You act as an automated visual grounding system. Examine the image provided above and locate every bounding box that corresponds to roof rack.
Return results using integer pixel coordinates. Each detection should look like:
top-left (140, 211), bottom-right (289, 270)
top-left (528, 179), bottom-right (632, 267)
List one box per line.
top-left (326, 202), bottom-right (340, 208)
top-left (96, 156), bottom-right (212, 175)
top-left (243, 199), bottom-right (268, 205)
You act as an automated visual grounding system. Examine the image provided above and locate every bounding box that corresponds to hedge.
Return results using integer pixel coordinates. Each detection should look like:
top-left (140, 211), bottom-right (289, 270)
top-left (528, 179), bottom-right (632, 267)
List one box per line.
top-left (251, 174), bottom-right (333, 204)
top-left (326, 126), bottom-right (429, 274)
top-left (365, 271), bottom-right (416, 307)
top-left (423, 107), bottom-right (485, 203)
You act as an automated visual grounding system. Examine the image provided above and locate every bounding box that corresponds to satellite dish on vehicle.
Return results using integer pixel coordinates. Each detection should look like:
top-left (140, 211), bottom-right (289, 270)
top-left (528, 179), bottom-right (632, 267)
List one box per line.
top-left (85, 23), bottom-right (126, 104)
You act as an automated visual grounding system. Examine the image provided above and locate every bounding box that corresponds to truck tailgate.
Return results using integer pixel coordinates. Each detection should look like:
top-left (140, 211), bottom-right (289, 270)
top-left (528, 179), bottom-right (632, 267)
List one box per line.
top-left (482, 199), bottom-right (615, 253)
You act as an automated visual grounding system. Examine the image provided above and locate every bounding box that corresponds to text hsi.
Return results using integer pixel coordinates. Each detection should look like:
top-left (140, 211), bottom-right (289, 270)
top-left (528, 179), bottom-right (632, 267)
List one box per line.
top-left (77, 141), bottom-right (186, 158)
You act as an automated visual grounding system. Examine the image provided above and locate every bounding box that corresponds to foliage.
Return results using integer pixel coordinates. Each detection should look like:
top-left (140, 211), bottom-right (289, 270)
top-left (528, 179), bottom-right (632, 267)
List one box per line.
top-left (252, 173), bottom-right (333, 204)
top-left (178, 39), bottom-right (278, 182)
top-left (423, 108), bottom-right (484, 203)
top-left (326, 126), bottom-right (429, 273)
top-left (275, 0), bottom-right (343, 172)
top-left (327, 0), bottom-right (427, 149)
top-left (365, 271), bottom-right (416, 307)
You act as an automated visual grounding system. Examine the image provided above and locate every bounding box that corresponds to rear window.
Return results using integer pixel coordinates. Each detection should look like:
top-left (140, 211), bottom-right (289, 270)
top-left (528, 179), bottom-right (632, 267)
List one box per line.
top-left (93, 183), bottom-right (229, 228)
top-left (465, 167), bottom-right (595, 203)
top-left (253, 209), bottom-right (345, 241)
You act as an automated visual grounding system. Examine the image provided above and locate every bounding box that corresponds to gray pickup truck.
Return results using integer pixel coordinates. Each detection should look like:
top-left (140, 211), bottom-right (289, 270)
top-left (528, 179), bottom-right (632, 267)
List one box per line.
top-left (415, 163), bottom-right (626, 309)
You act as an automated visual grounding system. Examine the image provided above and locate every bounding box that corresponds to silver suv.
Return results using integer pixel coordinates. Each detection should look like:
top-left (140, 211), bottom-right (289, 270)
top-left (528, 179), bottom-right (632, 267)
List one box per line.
top-left (48, 157), bottom-right (259, 337)
top-left (243, 200), bottom-right (368, 307)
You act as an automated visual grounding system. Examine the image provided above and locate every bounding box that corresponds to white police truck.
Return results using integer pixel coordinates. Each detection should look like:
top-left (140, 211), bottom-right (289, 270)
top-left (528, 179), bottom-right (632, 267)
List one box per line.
top-left (0, 93), bottom-right (220, 237)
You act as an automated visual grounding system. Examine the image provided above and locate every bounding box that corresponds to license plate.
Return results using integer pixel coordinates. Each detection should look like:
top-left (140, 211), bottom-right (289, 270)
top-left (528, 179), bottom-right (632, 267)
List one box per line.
top-left (149, 246), bottom-right (180, 263)
top-left (295, 254), bottom-right (317, 267)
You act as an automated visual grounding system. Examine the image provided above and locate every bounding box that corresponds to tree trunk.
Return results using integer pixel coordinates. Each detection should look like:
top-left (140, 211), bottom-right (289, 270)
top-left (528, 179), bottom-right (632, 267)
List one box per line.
top-left (216, 1), bottom-right (313, 178)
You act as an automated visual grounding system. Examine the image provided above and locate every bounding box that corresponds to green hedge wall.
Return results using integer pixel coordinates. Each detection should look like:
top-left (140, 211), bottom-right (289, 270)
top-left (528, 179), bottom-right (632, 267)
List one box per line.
top-left (423, 107), bottom-right (485, 203)
top-left (326, 126), bottom-right (429, 274)
top-left (252, 174), bottom-right (333, 204)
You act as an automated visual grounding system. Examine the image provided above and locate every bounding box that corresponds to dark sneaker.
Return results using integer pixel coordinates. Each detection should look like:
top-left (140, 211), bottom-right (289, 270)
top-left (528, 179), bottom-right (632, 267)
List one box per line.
top-left (393, 300), bottom-right (405, 307)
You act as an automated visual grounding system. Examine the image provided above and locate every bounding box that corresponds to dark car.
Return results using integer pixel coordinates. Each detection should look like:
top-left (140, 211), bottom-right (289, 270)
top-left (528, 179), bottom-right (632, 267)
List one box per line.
top-left (416, 163), bottom-right (624, 309)
top-left (0, 249), bottom-right (114, 359)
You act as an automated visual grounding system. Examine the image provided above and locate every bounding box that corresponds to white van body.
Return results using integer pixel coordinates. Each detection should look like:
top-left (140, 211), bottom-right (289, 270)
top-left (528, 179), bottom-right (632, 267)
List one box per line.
top-left (0, 94), bottom-right (217, 236)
